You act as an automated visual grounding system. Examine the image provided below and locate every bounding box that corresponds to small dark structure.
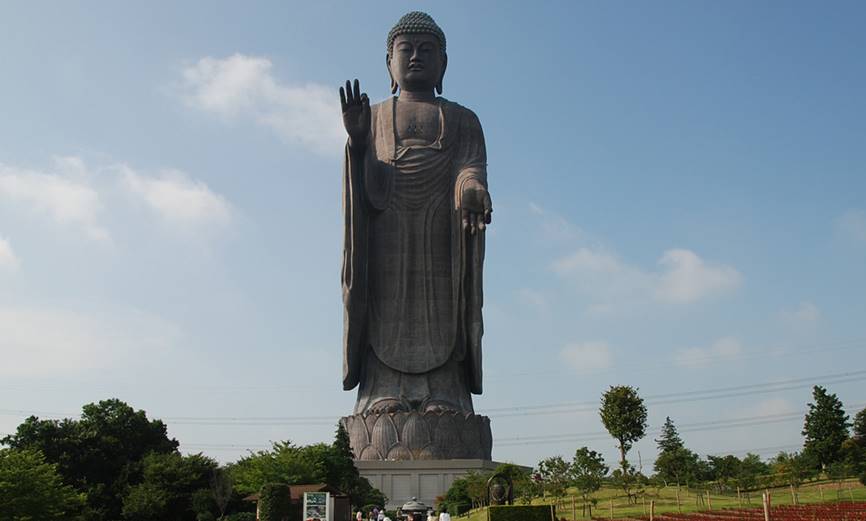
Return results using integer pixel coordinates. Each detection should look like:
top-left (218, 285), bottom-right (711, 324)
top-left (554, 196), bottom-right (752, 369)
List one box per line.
top-left (244, 483), bottom-right (351, 521)
top-left (486, 473), bottom-right (514, 506)
top-left (399, 497), bottom-right (429, 520)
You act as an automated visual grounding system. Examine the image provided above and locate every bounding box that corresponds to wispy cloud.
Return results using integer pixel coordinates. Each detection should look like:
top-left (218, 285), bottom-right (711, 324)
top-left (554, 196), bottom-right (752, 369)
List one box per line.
top-left (835, 209), bottom-right (866, 244)
top-left (180, 53), bottom-right (343, 155)
top-left (0, 161), bottom-right (108, 240)
top-left (121, 166), bottom-right (232, 229)
top-left (673, 337), bottom-right (743, 368)
top-left (552, 247), bottom-right (741, 310)
top-left (1, 157), bottom-right (233, 241)
top-left (560, 341), bottom-right (613, 374)
top-left (778, 301), bottom-right (821, 327)
top-left (0, 237), bottom-right (20, 271)
top-left (528, 202), bottom-right (584, 242)
top-left (655, 249), bottom-right (742, 303)
top-left (0, 307), bottom-right (180, 377)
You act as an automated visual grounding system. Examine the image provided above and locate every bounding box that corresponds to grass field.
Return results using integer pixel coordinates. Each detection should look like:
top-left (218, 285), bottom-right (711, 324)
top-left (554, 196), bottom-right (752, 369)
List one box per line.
top-left (453, 478), bottom-right (866, 521)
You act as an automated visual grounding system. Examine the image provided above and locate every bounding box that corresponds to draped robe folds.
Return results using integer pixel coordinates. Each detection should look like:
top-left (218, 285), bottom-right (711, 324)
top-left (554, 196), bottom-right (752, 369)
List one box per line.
top-left (342, 97), bottom-right (487, 412)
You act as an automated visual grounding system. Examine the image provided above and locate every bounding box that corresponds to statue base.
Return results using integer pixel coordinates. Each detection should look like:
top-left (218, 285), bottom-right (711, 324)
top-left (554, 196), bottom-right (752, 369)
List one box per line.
top-left (340, 411), bottom-right (492, 461)
top-left (356, 459), bottom-right (504, 510)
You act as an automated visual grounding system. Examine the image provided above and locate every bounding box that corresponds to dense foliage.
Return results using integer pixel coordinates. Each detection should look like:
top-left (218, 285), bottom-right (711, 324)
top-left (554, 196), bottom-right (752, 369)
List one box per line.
top-left (258, 483), bottom-right (291, 521)
top-left (228, 425), bottom-right (384, 510)
top-left (0, 448), bottom-right (85, 520)
top-left (487, 504), bottom-right (555, 521)
top-left (802, 386), bottom-right (851, 470)
top-left (2, 399), bottom-right (178, 521)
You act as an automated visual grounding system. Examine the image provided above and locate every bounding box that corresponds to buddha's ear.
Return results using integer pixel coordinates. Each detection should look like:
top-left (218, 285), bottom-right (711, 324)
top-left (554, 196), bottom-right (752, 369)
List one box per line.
top-left (436, 53), bottom-right (448, 95)
top-left (386, 54), bottom-right (398, 94)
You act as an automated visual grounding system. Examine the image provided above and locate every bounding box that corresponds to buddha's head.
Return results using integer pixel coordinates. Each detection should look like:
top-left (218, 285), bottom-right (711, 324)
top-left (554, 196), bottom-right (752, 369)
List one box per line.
top-left (386, 11), bottom-right (447, 95)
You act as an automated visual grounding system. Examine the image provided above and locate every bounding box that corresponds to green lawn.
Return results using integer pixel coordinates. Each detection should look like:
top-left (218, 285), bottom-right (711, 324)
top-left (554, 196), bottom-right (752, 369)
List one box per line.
top-left (454, 479), bottom-right (866, 520)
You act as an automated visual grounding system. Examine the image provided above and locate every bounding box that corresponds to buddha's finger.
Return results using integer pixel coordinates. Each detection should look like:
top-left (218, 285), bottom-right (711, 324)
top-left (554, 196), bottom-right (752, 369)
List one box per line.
top-left (339, 87), bottom-right (347, 110)
top-left (353, 79), bottom-right (361, 103)
top-left (462, 209), bottom-right (470, 230)
top-left (484, 209), bottom-right (492, 225)
top-left (345, 80), bottom-right (354, 104)
top-left (478, 216), bottom-right (486, 232)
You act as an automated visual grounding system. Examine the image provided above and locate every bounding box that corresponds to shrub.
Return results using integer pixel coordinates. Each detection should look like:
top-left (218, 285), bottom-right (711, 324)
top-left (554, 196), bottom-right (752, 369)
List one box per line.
top-left (225, 513), bottom-right (257, 521)
top-left (258, 483), bottom-right (291, 521)
top-left (488, 504), bottom-right (555, 521)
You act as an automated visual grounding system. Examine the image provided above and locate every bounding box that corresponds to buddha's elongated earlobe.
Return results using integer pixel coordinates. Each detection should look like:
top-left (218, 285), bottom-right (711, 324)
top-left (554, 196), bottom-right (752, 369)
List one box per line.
top-left (436, 54), bottom-right (448, 95)
top-left (387, 55), bottom-right (398, 94)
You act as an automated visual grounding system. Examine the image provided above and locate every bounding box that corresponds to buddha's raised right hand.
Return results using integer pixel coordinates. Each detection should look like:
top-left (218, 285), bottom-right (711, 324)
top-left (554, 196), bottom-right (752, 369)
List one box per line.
top-left (340, 79), bottom-right (370, 148)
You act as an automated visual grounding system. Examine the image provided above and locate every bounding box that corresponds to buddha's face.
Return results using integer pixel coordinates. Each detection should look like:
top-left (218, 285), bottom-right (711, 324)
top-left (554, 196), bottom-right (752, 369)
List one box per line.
top-left (388, 33), bottom-right (445, 93)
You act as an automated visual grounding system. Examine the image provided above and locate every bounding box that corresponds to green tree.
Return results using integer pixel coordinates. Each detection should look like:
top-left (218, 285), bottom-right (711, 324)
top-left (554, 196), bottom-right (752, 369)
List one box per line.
top-left (228, 432), bottom-right (384, 510)
top-left (599, 385), bottom-right (647, 501)
top-left (570, 447), bottom-right (608, 516)
top-left (771, 451), bottom-right (816, 489)
top-left (655, 417), bottom-right (684, 454)
top-left (0, 448), bottom-right (85, 521)
top-left (257, 483), bottom-right (290, 521)
top-left (707, 455), bottom-right (741, 492)
top-left (853, 406), bottom-right (866, 443)
top-left (654, 447), bottom-right (700, 487)
top-left (802, 386), bottom-right (850, 470)
top-left (122, 452), bottom-right (218, 521)
top-left (2, 399), bottom-right (178, 521)
top-left (327, 423), bottom-right (384, 509)
top-left (210, 468), bottom-right (233, 520)
top-left (536, 456), bottom-right (570, 500)
top-left (736, 453), bottom-right (769, 498)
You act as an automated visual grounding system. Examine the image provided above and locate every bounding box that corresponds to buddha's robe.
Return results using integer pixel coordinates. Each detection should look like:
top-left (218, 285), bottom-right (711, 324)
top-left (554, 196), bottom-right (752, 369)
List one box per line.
top-left (342, 97), bottom-right (487, 413)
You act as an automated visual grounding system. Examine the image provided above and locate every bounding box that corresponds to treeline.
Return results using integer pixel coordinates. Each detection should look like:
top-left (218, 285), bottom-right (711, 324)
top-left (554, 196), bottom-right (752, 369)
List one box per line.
top-left (440, 385), bottom-right (866, 514)
top-left (0, 399), bottom-right (384, 521)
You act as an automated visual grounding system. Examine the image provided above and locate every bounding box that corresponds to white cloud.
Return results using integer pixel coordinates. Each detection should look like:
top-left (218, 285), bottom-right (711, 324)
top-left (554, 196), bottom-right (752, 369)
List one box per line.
top-left (121, 167), bottom-right (232, 228)
top-left (0, 237), bottom-right (20, 270)
top-left (673, 337), bottom-right (743, 368)
top-left (835, 209), bottom-right (866, 244)
top-left (655, 249), bottom-right (742, 303)
top-left (0, 161), bottom-right (108, 240)
top-left (560, 341), bottom-right (612, 374)
top-left (0, 307), bottom-right (179, 377)
top-left (180, 53), bottom-right (343, 155)
top-left (779, 301), bottom-right (821, 326)
top-left (517, 288), bottom-right (549, 314)
top-left (553, 247), bottom-right (740, 309)
top-left (746, 397), bottom-right (796, 417)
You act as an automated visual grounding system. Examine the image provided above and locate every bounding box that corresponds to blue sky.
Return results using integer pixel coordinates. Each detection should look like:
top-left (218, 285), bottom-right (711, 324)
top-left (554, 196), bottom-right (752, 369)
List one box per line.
top-left (1, 1), bottom-right (865, 468)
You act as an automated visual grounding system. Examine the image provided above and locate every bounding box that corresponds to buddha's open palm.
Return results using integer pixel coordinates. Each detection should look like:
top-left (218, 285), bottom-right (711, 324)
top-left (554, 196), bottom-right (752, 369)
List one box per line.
top-left (461, 179), bottom-right (492, 235)
top-left (340, 79), bottom-right (370, 146)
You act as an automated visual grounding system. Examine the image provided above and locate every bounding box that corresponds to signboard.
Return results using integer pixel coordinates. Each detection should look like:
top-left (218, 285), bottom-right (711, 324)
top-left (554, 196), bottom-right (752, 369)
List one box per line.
top-left (303, 491), bottom-right (330, 521)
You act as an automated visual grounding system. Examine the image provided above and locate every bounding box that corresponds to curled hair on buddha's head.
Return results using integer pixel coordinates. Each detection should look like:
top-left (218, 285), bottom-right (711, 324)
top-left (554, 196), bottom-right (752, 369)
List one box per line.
top-left (386, 11), bottom-right (448, 94)
top-left (387, 11), bottom-right (447, 61)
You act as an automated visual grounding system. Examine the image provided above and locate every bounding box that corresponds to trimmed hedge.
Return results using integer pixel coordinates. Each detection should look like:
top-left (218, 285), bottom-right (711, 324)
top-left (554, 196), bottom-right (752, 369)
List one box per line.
top-left (258, 483), bottom-right (291, 521)
top-left (488, 505), bottom-right (555, 521)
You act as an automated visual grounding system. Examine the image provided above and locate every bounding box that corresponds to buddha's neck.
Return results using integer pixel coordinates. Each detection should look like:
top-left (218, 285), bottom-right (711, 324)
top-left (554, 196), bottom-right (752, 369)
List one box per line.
top-left (398, 90), bottom-right (436, 102)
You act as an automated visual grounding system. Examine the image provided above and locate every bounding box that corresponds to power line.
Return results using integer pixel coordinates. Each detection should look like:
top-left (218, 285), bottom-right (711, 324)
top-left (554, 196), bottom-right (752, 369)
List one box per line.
top-left (1, 369), bottom-right (862, 425)
top-left (493, 404), bottom-right (865, 446)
